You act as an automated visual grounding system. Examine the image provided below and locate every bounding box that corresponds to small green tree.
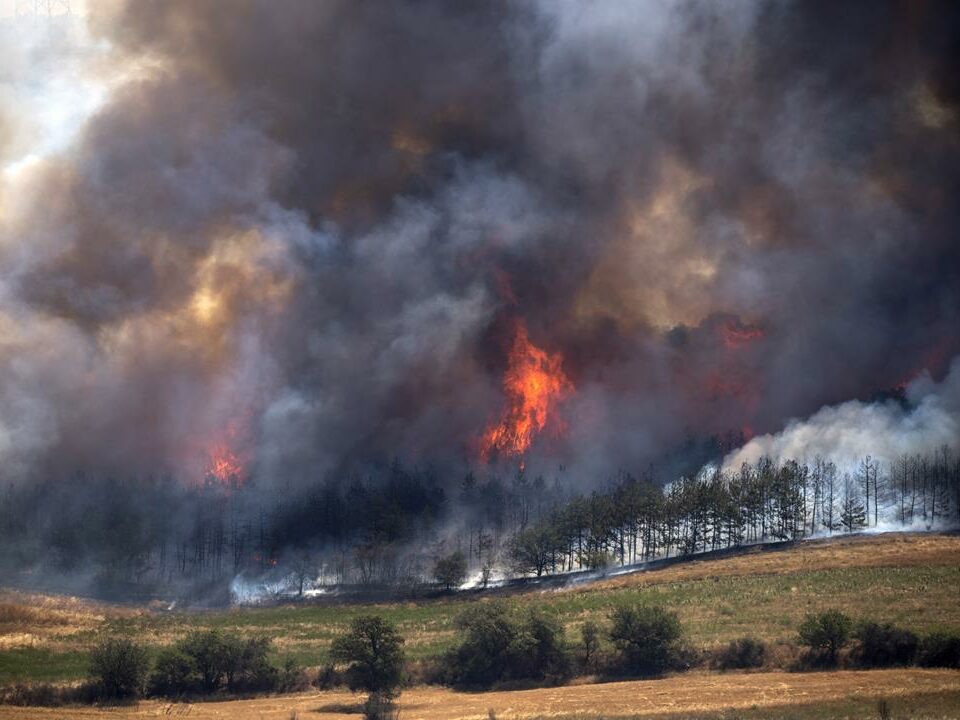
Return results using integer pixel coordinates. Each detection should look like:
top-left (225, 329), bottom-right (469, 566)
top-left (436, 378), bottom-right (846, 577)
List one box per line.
top-left (580, 620), bottom-right (600, 671)
top-left (330, 615), bottom-right (405, 714)
top-left (434, 550), bottom-right (468, 590)
top-left (798, 610), bottom-right (852, 665)
top-left (508, 524), bottom-right (556, 577)
top-left (89, 637), bottom-right (149, 699)
top-left (839, 479), bottom-right (866, 532)
top-left (608, 605), bottom-right (682, 676)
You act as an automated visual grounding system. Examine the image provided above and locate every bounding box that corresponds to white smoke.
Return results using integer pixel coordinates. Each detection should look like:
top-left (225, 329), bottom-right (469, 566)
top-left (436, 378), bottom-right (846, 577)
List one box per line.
top-left (722, 356), bottom-right (960, 475)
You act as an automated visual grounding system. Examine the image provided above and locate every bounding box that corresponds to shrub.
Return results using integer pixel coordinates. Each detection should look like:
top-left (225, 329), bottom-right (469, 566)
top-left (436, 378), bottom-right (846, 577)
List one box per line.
top-left (607, 605), bottom-right (682, 676)
top-left (442, 604), bottom-right (570, 687)
top-left (917, 632), bottom-right (960, 668)
top-left (314, 663), bottom-right (344, 690)
top-left (715, 636), bottom-right (766, 670)
top-left (798, 610), bottom-right (852, 666)
top-left (168, 630), bottom-right (281, 695)
top-left (178, 630), bottom-right (232, 692)
top-left (149, 647), bottom-right (196, 696)
top-left (853, 622), bottom-right (918, 668)
top-left (89, 637), bottom-right (149, 699)
top-left (228, 637), bottom-right (279, 692)
top-left (330, 615), bottom-right (406, 697)
top-left (510, 610), bottom-right (570, 682)
top-left (277, 658), bottom-right (309, 693)
top-left (443, 604), bottom-right (517, 686)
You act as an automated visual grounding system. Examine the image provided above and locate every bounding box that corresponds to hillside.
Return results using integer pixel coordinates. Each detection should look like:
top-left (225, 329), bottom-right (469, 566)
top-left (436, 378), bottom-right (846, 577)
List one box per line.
top-left (0, 532), bottom-right (957, 685)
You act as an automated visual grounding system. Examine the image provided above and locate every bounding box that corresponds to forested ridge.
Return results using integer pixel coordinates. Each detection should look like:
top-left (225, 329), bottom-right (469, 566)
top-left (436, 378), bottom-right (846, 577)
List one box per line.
top-left (0, 447), bottom-right (957, 599)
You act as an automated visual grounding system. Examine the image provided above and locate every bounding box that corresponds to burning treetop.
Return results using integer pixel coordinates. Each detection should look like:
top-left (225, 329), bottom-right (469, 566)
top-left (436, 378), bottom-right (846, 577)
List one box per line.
top-left (478, 319), bottom-right (574, 464)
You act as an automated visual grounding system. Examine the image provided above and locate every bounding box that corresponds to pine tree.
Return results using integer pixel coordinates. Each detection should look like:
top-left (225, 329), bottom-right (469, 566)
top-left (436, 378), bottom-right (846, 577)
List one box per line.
top-left (840, 475), bottom-right (866, 532)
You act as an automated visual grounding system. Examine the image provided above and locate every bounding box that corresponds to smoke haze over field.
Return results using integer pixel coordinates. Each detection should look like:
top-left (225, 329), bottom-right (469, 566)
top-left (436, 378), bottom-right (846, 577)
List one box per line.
top-left (1, 0), bottom-right (959, 493)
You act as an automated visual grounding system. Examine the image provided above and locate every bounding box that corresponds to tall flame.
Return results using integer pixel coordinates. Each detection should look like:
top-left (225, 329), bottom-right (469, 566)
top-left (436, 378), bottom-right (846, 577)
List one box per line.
top-left (478, 319), bottom-right (574, 463)
top-left (203, 416), bottom-right (251, 486)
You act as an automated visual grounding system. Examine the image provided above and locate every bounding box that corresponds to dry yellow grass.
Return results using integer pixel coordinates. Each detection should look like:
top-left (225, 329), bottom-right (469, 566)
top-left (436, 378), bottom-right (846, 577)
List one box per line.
top-left (0, 591), bottom-right (148, 655)
top-left (0, 669), bottom-right (956, 719)
top-left (0, 593), bottom-right (108, 651)
top-left (573, 532), bottom-right (960, 594)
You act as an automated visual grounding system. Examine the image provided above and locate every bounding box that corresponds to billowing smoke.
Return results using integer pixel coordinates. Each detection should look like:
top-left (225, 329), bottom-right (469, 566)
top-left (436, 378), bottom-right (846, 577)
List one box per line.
top-left (1, 2), bottom-right (959, 525)
top-left (723, 358), bottom-right (960, 475)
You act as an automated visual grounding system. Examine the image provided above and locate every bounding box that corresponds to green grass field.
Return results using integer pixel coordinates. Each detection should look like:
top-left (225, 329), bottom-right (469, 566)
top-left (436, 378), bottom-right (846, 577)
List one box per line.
top-left (1, 534), bottom-right (958, 684)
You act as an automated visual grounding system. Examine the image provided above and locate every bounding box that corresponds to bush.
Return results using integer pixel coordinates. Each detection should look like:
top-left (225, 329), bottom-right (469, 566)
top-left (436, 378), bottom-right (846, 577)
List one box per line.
top-left (165, 630), bottom-right (282, 695)
top-left (715, 637), bottom-right (766, 670)
top-left (227, 637), bottom-right (279, 692)
top-left (510, 610), bottom-right (570, 682)
top-left (853, 622), bottom-right (918, 668)
top-left (443, 604), bottom-right (515, 686)
top-left (314, 663), bottom-right (344, 690)
top-left (607, 605), bottom-right (682, 677)
top-left (442, 604), bottom-right (570, 687)
top-left (917, 632), bottom-right (960, 668)
top-left (178, 630), bottom-right (232, 692)
top-left (277, 658), bottom-right (308, 693)
top-left (89, 637), bottom-right (149, 699)
top-left (149, 647), bottom-right (196, 696)
top-left (797, 610), bottom-right (852, 666)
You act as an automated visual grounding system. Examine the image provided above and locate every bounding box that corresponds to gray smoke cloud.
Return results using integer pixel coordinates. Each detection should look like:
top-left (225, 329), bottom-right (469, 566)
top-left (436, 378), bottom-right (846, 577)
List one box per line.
top-left (723, 357), bottom-right (960, 476)
top-left (1, 1), bottom-right (958, 489)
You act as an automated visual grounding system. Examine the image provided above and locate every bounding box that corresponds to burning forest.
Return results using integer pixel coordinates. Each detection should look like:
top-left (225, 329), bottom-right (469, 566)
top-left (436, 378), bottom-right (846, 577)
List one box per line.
top-left (0, 1), bottom-right (959, 604)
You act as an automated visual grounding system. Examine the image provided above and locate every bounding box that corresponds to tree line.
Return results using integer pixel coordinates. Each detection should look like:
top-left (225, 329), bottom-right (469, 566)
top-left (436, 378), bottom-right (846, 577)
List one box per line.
top-left (0, 445), bottom-right (956, 597)
top-left (4, 605), bottom-right (958, 720)
top-left (505, 448), bottom-right (959, 578)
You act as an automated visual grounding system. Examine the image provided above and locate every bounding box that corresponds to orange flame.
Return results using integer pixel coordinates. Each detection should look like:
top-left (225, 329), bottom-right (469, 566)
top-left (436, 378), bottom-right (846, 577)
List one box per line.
top-left (721, 320), bottom-right (765, 349)
top-left (203, 416), bottom-right (250, 486)
top-left (208, 444), bottom-right (244, 484)
top-left (478, 320), bottom-right (573, 463)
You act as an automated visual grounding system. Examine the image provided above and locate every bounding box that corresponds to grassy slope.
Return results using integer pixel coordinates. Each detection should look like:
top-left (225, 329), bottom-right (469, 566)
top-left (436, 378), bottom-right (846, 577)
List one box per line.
top-left (0, 532), bottom-right (958, 683)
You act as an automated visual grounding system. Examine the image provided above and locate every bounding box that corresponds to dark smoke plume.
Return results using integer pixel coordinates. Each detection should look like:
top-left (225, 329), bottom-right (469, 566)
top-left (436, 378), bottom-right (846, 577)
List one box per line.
top-left (1, 1), bottom-right (959, 591)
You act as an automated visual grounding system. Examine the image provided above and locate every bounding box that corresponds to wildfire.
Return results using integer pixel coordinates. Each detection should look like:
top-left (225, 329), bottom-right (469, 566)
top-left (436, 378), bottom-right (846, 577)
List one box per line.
top-left (208, 444), bottom-right (244, 484)
top-left (721, 320), bottom-right (765, 349)
top-left (478, 319), bottom-right (574, 463)
top-left (203, 416), bottom-right (251, 486)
